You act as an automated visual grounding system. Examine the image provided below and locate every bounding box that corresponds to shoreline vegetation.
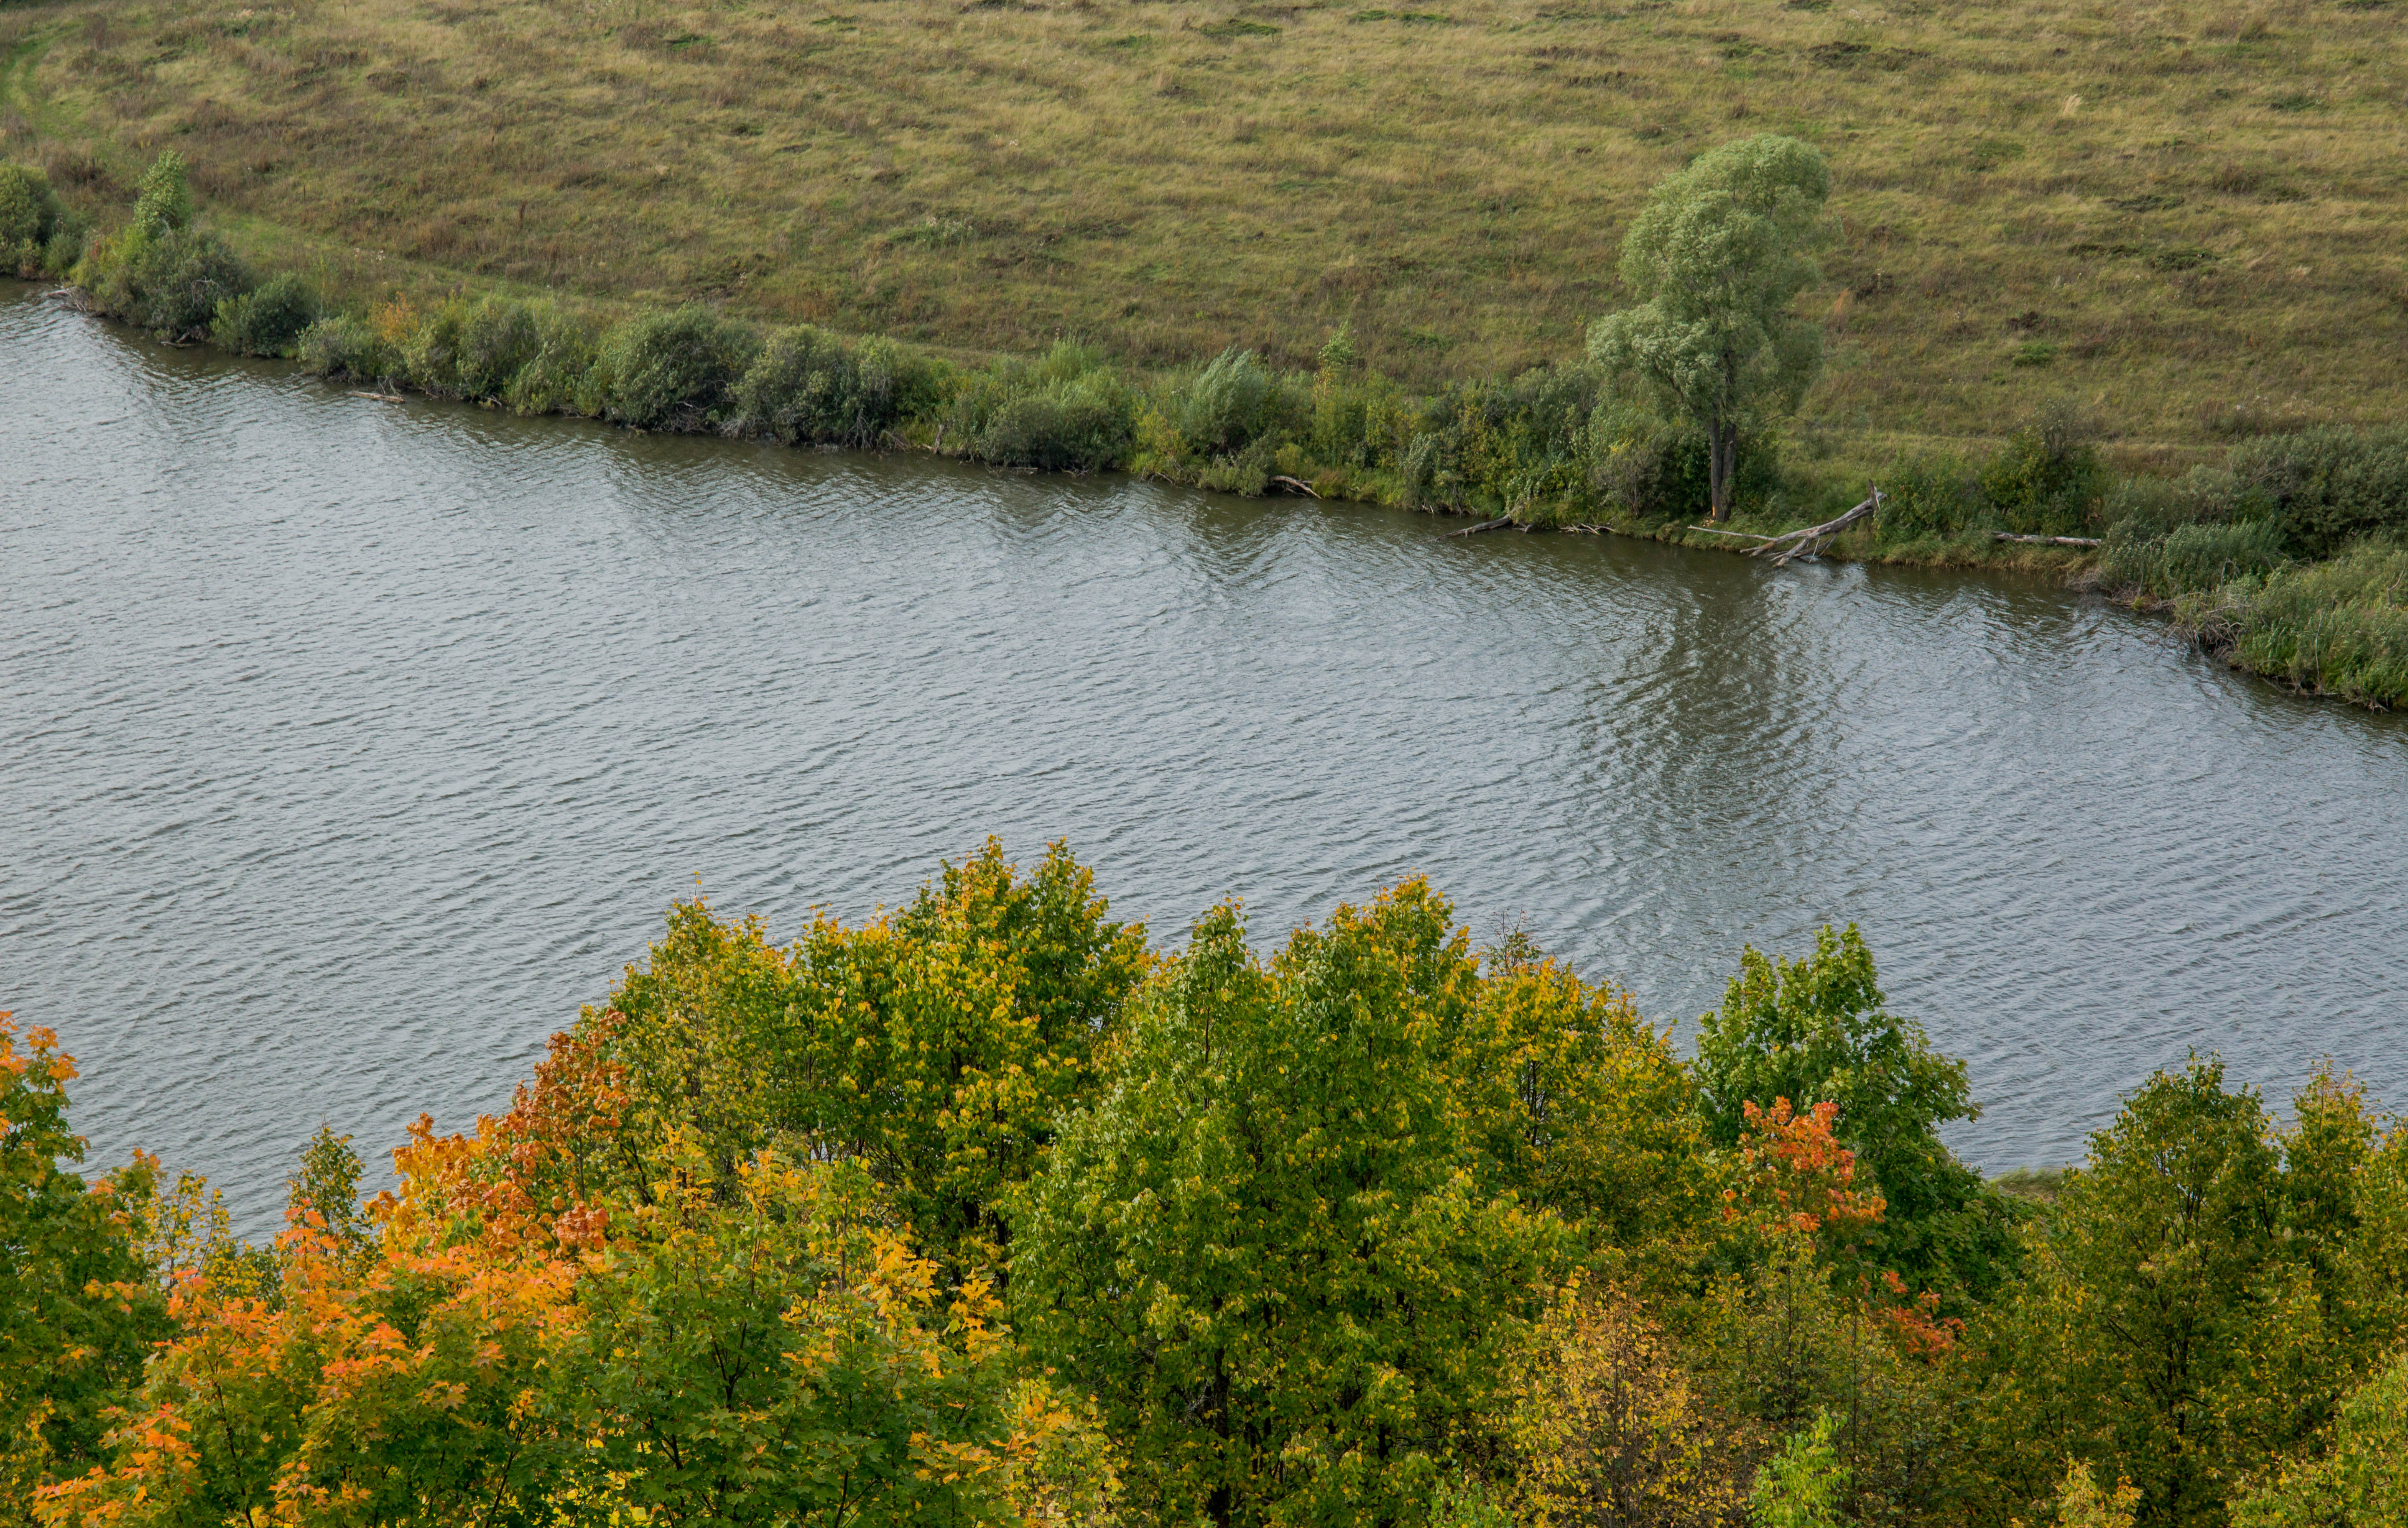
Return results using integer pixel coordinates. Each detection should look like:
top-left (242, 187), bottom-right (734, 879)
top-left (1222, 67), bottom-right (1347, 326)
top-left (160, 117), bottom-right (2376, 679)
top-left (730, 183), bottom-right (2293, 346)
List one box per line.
top-left (6, 845), bottom-right (2406, 1528)
top-left (9, 144), bottom-right (2408, 708)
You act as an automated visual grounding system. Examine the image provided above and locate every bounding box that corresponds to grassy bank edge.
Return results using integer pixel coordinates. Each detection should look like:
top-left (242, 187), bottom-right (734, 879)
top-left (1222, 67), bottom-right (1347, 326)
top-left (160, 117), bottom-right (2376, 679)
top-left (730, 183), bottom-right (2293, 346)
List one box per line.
top-left (11, 133), bottom-right (2402, 710)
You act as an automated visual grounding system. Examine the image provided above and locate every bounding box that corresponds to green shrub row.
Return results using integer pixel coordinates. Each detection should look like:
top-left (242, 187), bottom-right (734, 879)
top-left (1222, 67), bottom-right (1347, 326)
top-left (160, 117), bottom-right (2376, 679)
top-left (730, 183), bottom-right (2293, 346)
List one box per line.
top-left (18, 151), bottom-right (2408, 706)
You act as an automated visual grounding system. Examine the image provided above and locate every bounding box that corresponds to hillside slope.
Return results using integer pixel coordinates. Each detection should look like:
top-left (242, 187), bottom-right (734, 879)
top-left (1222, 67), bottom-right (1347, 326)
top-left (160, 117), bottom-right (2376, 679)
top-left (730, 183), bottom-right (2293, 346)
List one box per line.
top-left (3, 0), bottom-right (2404, 449)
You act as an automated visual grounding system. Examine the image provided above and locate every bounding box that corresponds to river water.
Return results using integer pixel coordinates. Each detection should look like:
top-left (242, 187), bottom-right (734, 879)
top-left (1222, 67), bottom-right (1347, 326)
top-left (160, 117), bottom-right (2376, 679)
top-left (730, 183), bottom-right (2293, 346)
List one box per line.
top-left (6, 286), bottom-right (2405, 1233)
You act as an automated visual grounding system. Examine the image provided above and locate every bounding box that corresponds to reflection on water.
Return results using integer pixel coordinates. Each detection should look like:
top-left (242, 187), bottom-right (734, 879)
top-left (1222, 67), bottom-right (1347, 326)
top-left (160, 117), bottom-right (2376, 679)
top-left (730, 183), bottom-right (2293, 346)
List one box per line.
top-left (5, 286), bottom-right (2405, 1233)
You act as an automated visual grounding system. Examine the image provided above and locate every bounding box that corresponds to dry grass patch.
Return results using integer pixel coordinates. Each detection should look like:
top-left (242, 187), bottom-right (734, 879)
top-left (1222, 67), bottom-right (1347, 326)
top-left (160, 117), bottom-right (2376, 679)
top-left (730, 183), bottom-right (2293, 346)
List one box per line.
top-left (2, 0), bottom-right (2405, 447)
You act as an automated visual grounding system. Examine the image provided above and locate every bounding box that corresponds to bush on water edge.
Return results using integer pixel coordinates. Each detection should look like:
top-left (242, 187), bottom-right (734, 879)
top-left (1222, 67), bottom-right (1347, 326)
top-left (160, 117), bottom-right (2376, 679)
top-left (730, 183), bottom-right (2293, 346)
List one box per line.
top-left (2176, 538), bottom-right (2408, 709)
top-left (15, 152), bottom-right (2408, 708)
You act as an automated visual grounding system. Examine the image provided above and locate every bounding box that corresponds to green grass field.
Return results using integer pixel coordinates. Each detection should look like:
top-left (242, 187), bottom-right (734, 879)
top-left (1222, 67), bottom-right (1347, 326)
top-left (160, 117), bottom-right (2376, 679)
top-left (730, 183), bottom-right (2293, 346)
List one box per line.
top-left (4, 0), bottom-right (2405, 459)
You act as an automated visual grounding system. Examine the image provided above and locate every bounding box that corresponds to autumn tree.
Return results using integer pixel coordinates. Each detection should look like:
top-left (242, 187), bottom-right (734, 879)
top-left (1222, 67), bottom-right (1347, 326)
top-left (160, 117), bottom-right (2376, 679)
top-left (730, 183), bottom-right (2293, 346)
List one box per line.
top-left (0, 1013), bottom-right (169, 1518)
top-left (41, 1018), bottom-right (1112, 1528)
top-left (1691, 924), bottom-right (2019, 1300)
top-left (784, 838), bottom-right (1151, 1280)
top-left (1694, 1099), bottom-right (1959, 1525)
top-left (1490, 1283), bottom-right (1747, 1528)
top-left (593, 839), bottom-right (1149, 1282)
top-left (1589, 134), bottom-right (1832, 521)
top-left (1451, 938), bottom-right (1717, 1275)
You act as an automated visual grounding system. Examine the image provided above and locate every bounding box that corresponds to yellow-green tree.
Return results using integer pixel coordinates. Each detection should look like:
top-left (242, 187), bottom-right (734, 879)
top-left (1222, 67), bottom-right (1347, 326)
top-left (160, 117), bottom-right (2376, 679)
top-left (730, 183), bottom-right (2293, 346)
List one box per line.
top-left (1489, 1283), bottom-right (1747, 1528)
top-left (592, 839), bottom-right (1149, 1280)
top-left (1952, 1061), bottom-right (2408, 1528)
top-left (0, 1013), bottom-right (169, 1518)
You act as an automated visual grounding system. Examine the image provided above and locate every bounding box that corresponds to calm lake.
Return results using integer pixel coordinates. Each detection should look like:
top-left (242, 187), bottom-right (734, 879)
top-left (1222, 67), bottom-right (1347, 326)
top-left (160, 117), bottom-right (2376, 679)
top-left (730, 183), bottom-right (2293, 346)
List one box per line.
top-left (6, 285), bottom-right (2406, 1234)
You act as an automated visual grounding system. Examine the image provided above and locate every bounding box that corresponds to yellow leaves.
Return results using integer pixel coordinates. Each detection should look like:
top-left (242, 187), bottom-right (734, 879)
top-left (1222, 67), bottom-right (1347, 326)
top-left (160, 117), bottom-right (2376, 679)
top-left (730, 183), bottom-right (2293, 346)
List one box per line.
top-left (1494, 1283), bottom-right (1747, 1528)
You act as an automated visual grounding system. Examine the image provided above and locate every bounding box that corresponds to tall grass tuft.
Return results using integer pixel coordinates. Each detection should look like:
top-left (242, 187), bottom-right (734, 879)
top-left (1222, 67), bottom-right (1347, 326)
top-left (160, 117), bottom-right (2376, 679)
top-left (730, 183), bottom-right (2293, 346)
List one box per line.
top-left (2188, 539), bottom-right (2408, 708)
top-left (2098, 519), bottom-right (2286, 600)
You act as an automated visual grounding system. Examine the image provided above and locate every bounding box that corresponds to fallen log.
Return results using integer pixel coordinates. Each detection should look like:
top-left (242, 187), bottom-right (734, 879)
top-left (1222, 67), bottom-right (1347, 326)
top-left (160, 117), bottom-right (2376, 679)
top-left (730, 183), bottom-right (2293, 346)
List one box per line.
top-left (1994, 531), bottom-right (2103, 547)
top-left (1687, 525), bottom-right (1784, 541)
top-left (349, 390), bottom-right (406, 402)
top-left (1716, 491), bottom-right (1884, 567)
top-left (1269, 474), bottom-right (1321, 498)
top-left (1442, 515), bottom-right (1516, 538)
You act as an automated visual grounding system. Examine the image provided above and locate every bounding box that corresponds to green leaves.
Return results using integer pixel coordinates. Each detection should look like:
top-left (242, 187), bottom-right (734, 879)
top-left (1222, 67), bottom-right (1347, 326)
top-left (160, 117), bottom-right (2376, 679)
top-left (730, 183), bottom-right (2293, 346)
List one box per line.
top-left (1957, 1059), bottom-right (2408, 1528)
top-left (0, 1014), bottom-right (168, 1512)
top-left (1011, 882), bottom-right (1571, 1528)
top-left (1748, 1412), bottom-right (1848, 1528)
top-left (1588, 134), bottom-right (1833, 516)
top-left (1692, 923), bottom-right (2013, 1299)
top-left (556, 1150), bottom-right (1022, 1528)
top-left (594, 839), bottom-right (1149, 1285)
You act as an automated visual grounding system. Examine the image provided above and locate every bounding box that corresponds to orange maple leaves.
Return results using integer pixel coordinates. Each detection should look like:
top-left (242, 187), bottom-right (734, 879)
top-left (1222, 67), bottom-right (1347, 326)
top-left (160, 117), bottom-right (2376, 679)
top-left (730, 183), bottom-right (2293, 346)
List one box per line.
top-left (1723, 1097), bottom-right (1962, 1357)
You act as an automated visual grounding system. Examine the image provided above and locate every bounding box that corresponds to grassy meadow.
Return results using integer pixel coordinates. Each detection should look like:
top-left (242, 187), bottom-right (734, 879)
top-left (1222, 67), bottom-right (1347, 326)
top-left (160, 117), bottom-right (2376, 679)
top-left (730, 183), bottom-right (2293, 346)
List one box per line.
top-left (4, 0), bottom-right (2406, 457)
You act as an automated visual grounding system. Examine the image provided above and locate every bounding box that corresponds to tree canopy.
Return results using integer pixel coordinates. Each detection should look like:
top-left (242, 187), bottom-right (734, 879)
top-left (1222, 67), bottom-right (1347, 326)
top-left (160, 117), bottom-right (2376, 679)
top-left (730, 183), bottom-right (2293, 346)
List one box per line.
top-left (1590, 134), bottom-right (1832, 520)
top-left (13, 853), bottom-right (2408, 1528)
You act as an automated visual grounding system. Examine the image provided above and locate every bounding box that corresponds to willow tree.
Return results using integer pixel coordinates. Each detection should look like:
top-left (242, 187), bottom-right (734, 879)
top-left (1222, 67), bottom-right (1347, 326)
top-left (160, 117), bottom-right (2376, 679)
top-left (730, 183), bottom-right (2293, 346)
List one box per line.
top-left (1591, 135), bottom-right (1833, 521)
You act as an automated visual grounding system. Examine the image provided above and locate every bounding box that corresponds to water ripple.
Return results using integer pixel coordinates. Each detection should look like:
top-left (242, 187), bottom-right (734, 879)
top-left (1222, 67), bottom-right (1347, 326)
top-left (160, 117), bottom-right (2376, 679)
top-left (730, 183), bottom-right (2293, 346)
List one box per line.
top-left (5, 286), bottom-right (2407, 1233)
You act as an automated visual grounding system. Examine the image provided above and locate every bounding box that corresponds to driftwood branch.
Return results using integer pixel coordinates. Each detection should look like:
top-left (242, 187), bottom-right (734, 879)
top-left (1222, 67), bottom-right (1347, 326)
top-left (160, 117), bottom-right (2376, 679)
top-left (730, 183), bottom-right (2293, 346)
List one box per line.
top-left (1705, 491), bottom-right (1884, 567)
top-left (1994, 531), bottom-right (2102, 547)
top-left (1687, 525), bottom-right (1784, 542)
top-left (349, 390), bottom-right (406, 403)
top-left (1442, 515), bottom-right (1516, 538)
top-left (1269, 475), bottom-right (1321, 498)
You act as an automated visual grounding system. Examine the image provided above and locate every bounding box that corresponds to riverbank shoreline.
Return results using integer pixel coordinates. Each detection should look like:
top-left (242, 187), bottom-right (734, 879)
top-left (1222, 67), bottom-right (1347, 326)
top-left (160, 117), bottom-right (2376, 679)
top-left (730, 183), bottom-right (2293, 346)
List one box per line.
top-left (10, 271), bottom-right (2391, 711)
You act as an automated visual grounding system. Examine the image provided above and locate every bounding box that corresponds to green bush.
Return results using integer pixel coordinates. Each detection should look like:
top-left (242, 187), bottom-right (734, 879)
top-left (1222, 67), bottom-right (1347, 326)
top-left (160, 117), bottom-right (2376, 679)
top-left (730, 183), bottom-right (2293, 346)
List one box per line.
top-left (1173, 345), bottom-right (1294, 456)
top-left (503, 301), bottom-right (602, 416)
top-left (295, 315), bottom-right (399, 384)
top-left (210, 272), bottom-right (319, 358)
top-left (2227, 424), bottom-right (2408, 558)
top-left (728, 325), bottom-right (915, 447)
top-left (453, 296), bottom-right (541, 401)
top-left (111, 228), bottom-right (258, 340)
top-left (1195, 437), bottom-right (1275, 496)
top-left (949, 341), bottom-right (1136, 472)
top-left (596, 306), bottom-right (762, 430)
top-left (1440, 365), bottom-right (1609, 521)
top-left (0, 163), bottom-right (74, 278)
top-left (2097, 518), bottom-right (2286, 600)
top-left (972, 379), bottom-right (1135, 471)
top-left (1979, 403), bottom-right (2110, 536)
top-left (1873, 453), bottom-right (1989, 540)
top-left (1588, 410), bottom-right (1777, 522)
top-left (396, 299), bottom-right (472, 396)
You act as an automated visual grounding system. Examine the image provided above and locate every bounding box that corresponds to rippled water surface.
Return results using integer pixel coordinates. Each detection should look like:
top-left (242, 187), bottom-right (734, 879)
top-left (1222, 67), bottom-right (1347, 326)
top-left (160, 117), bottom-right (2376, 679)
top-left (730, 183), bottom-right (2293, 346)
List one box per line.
top-left (7, 288), bottom-right (2406, 1232)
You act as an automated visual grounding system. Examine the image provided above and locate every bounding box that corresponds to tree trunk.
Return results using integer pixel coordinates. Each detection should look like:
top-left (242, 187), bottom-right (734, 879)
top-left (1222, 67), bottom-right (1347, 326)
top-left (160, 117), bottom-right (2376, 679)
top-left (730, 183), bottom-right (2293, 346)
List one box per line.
top-left (1708, 415), bottom-right (1738, 521)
